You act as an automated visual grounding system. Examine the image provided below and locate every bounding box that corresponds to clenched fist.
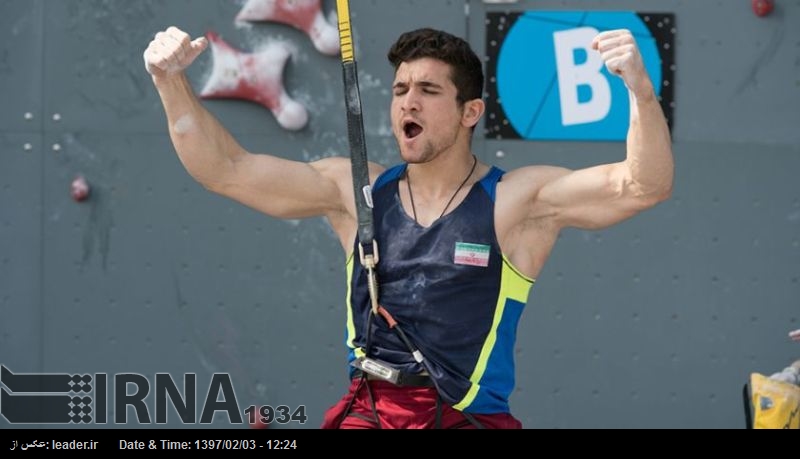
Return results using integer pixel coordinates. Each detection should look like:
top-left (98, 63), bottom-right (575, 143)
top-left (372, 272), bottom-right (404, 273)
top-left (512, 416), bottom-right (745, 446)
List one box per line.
top-left (143, 26), bottom-right (208, 80)
top-left (592, 29), bottom-right (652, 97)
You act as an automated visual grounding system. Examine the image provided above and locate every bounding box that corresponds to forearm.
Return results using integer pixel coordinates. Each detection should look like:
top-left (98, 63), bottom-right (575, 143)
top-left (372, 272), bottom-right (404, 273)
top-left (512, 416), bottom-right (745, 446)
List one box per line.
top-left (625, 85), bottom-right (674, 201)
top-left (153, 74), bottom-right (244, 191)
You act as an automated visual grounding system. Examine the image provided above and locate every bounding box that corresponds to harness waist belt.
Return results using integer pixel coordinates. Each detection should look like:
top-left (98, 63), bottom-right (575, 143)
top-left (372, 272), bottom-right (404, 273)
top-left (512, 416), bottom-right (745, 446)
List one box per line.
top-left (352, 369), bottom-right (434, 388)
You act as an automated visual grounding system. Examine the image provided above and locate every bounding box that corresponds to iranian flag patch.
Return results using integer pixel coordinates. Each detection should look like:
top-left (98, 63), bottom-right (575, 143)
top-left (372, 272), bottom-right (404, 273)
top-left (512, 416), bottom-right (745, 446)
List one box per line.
top-left (454, 242), bottom-right (491, 267)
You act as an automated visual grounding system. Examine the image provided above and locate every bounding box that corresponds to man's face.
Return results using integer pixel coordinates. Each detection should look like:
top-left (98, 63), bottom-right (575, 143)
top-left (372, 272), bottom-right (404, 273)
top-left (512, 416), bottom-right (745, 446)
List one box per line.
top-left (391, 58), bottom-right (465, 164)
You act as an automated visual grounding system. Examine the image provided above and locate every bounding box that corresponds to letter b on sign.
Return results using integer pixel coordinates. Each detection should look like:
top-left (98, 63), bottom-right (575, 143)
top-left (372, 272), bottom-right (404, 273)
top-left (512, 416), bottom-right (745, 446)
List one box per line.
top-left (553, 27), bottom-right (610, 126)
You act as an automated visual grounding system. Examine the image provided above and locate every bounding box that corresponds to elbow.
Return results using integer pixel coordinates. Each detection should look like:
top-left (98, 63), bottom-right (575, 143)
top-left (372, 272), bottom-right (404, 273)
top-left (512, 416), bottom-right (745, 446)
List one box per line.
top-left (199, 175), bottom-right (233, 196)
top-left (185, 155), bottom-right (240, 195)
top-left (650, 179), bottom-right (673, 205)
top-left (185, 167), bottom-right (228, 195)
top-left (627, 166), bottom-right (674, 209)
top-left (654, 170), bottom-right (675, 204)
top-left (656, 183), bottom-right (673, 203)
top-left (199, 178), bottom-right (221, 194)
top-left (641, 183), bottom-right (673, 209)
top-left (616, 173), bottom-right (673, 211)
top-left (626, 180), bottom-right (673, 211)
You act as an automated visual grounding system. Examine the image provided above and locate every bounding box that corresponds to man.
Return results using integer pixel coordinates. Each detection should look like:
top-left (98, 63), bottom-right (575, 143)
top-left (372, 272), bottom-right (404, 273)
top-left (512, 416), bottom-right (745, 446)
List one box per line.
top-left (144, 25), bottom-right (673, 429)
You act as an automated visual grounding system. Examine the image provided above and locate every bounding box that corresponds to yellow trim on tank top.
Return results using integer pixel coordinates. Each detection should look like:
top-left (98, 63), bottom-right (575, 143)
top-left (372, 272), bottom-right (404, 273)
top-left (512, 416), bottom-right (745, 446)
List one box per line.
top-left (454, 255), bottom-right (534, 410)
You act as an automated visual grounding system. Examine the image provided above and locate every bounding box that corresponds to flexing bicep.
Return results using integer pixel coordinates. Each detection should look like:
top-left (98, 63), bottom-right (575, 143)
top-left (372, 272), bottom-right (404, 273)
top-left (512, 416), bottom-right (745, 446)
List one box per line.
top-left (212, 154), bottom-right (353, 220)
top-left (537, 162), bottom-right (656, 230)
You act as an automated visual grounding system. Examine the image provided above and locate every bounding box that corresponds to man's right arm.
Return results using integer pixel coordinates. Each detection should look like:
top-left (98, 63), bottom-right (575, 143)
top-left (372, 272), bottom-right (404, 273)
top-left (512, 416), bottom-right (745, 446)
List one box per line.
top-left (144, 27), bottom-right (352, 223)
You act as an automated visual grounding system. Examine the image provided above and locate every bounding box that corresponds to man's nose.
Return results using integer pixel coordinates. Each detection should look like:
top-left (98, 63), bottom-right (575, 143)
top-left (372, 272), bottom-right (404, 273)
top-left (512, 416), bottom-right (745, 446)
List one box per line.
top-left (401, 91), bottom-right (421, 112)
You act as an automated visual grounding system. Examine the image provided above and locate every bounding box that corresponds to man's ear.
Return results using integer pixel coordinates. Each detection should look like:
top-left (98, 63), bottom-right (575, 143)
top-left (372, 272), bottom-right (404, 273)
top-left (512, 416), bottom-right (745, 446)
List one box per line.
top-left (461, 99), bottom-right (485, 129)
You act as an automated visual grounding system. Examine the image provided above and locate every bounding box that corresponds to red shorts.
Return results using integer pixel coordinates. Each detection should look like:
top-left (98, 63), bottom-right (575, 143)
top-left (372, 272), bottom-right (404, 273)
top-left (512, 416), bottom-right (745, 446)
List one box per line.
top-left (321, 378), bottom-right (522, 429)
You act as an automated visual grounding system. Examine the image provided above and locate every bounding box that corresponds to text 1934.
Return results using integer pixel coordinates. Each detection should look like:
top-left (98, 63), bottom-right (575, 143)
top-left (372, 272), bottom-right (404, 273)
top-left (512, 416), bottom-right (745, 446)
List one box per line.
top-left (244, 405), bottom-right (307, 425)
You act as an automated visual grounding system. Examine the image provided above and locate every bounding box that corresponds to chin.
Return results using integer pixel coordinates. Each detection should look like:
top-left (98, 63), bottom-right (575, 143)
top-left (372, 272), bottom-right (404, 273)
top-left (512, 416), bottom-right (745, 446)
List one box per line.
top-left (396, 138), bottom-right (435, 164)
top-left (395, 142), bottom-right (415, 162)
top-left (398, 149), bottom-right (426, 165)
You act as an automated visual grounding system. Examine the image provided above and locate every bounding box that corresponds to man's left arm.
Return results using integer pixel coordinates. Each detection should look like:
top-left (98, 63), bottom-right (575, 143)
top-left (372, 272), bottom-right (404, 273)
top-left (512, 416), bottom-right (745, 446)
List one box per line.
top-left (536, 29), bottom-right (673, 230)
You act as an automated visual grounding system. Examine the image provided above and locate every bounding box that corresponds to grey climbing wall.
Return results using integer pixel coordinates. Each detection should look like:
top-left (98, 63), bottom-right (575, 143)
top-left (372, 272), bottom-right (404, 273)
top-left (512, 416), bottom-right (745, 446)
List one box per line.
top-left (0, 0), bottom-right (798, 429)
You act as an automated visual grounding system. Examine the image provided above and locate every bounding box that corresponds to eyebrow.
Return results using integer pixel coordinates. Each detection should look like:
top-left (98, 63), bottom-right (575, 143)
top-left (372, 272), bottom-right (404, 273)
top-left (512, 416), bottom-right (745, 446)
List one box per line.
top-left (392, 80), bottom-right (444, 90)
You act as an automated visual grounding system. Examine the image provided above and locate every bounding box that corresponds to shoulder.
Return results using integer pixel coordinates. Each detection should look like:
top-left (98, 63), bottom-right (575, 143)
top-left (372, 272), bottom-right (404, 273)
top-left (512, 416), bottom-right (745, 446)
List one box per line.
top-left (497, 164), bottom-right (573, 199)
top-left (309, 157), bottom-right (387, 187)
top-left (494, 164), bottom-right (576, 230)
top-left (372, 163), bottom-right (406, 190)
top-left (369, 161), bottom-right (388, 183)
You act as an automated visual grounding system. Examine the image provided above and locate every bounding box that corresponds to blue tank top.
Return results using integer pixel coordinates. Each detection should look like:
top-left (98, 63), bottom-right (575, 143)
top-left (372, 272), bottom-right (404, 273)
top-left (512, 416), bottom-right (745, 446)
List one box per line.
top-left (345, 164), bottom-right (534, 413)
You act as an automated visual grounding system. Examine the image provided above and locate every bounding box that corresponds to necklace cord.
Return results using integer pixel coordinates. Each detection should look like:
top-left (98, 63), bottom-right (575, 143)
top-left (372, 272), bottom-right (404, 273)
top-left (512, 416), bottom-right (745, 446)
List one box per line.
top-left (406, 155), bottom-right (477, 224)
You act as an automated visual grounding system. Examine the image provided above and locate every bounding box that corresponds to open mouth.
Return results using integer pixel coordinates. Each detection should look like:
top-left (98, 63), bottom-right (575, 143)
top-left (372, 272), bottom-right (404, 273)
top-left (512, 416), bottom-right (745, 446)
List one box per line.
top-left (403, 121), bottom-right (423, 139)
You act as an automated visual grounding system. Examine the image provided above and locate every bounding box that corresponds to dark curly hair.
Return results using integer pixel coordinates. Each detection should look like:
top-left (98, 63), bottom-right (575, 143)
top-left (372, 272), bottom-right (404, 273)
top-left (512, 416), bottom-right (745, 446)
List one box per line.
top-left (387, 28), bottom-right (484, 105)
